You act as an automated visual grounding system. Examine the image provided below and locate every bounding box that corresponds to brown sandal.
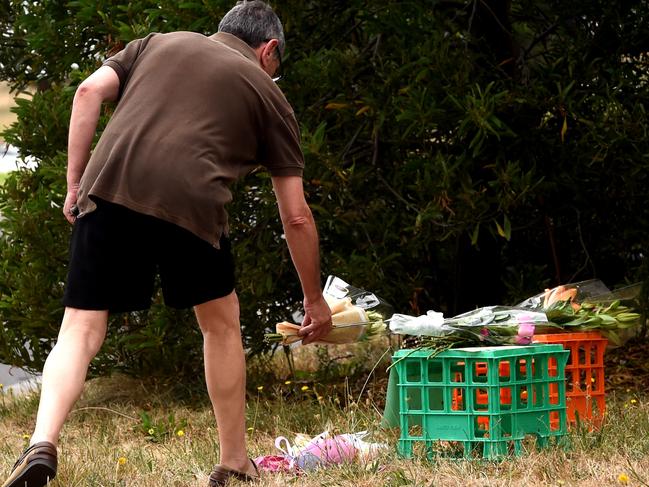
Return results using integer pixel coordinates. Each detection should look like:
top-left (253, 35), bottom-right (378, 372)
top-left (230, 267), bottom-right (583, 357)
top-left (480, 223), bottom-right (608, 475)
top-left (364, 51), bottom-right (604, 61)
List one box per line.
top-left (1, 441), bottom-right (57, 487)
top-left (207, 458), bottom-right (259, 486)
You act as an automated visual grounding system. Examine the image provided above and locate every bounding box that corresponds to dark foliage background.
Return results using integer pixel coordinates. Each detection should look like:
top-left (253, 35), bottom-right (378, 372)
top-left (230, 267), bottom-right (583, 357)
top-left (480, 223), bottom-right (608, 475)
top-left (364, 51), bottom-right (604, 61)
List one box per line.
top-left (0, 0), bottom-right (647, 377)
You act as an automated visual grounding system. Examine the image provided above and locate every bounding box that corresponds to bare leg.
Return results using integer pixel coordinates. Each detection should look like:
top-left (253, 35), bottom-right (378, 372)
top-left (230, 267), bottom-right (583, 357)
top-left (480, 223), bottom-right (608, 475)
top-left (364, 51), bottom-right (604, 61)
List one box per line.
top-left (30, 308), bottom-right (108, 446)
top-left (194, 291), bottom-right (255, 476)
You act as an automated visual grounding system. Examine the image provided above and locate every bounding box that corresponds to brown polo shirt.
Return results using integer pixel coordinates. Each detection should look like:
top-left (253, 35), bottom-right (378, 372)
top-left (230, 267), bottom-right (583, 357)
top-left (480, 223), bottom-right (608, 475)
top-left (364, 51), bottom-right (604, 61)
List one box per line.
top-left (75, 31), bottom-right (304, 247)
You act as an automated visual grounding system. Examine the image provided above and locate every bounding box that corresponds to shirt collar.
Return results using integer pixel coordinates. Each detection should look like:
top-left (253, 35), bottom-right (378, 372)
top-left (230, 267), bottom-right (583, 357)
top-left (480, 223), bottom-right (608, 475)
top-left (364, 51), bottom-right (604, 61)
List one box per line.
top-left (209, 32), bottom-right (259, 64)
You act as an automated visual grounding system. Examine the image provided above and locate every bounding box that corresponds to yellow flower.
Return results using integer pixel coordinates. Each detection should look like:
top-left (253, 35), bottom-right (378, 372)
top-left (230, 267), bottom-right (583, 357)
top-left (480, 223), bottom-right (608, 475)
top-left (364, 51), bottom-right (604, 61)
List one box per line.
top-left (631, 399), bottom-right (637, 404)
top-left (117, 457), bottom-right (127, 466)
top-left (148, 428), bottom-right (155, 435)
top-left (247, 427), bottom-right (254, 432)
top-left (618, 473), bottom-right (629, 484)
top-left (301, 385), bottom-right (309, 391)
top-left (176, 430), bottom-right (185, 437)
top-left (284, 380), bottom-right (292, 385)
top-left (0, 383), bottom-right (3, 389)
top-left (257, 386), bottom-right (264, 391)
top-left (21, 434), bottom-right (30, 440)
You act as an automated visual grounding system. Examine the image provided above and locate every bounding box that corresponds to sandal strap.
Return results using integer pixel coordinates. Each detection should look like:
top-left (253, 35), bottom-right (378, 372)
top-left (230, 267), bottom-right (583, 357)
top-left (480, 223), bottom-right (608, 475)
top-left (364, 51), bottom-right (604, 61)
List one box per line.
top-left (208, 459), bottom-right (258, 486)
top-left (250, 458), bottom-right (259, 476)
top-left (12, 442), bottom-right (57, 471)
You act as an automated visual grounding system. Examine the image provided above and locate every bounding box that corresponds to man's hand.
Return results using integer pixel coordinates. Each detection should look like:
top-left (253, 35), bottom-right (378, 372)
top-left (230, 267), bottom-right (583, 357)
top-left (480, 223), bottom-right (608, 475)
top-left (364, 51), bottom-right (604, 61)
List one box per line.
top-left (63, 184), bottom-right (79, 224)
top-left (298, 295), bottom-right (332, 345)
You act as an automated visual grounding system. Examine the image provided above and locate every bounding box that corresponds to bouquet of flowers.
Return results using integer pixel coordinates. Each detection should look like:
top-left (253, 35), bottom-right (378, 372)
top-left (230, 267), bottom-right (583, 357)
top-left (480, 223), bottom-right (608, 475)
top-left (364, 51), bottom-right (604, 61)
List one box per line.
top-left (517, 280), bottom-right (643, 345)
top-left (516, 279), bottom-right (611, 310)
top-left (264, 276), bottom-right (392, 346)
top-left (389, 306), bottom-right (548, 355)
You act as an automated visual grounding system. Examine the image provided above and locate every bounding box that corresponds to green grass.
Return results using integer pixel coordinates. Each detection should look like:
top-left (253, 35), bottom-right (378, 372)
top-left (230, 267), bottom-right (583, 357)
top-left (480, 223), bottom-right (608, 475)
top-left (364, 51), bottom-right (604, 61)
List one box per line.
top-left (0, 344), bottom-right (648, 486)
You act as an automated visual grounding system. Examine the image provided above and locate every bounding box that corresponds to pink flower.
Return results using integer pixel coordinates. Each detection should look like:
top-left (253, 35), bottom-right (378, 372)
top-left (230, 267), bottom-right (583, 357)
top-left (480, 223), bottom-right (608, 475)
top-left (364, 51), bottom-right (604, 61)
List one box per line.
top-left (301, 436), bottom-right (356, 464)
top-left (515, 322), bottom-right (535, 345)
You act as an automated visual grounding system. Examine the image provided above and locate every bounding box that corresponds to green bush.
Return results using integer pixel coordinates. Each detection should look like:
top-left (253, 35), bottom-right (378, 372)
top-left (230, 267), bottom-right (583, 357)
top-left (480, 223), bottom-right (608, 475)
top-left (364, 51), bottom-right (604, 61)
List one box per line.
top-left (0, 0), bottom-right (647, 377)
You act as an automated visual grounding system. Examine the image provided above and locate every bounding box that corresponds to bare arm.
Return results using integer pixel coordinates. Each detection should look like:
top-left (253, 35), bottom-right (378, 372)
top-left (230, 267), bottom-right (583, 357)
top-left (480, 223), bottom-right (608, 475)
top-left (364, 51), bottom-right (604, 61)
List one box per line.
top-left (64, 65), bottom-right (120, 223)
top-left (271, 176), bottom-right (332, 344)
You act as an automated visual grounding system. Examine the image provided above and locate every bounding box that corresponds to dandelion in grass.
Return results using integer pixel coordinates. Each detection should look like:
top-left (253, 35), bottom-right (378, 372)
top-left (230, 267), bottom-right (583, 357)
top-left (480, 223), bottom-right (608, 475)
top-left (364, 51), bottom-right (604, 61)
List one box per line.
top-left (618, 473), bottom-right (629, 484)
top-left (301, 385), bottom-right (309, 391)
top-left (21, 434), bottom-right (29, 440)
top-left (176, 430), bottom-right (185, 437)
top-left (284, 380), bottom-right (291, 385)
top-left (115, 457), bottom-right (127, 475)
top-left (148, 428), bottom-right (155, 435)
top-left (631, 399), bottom-right (637, 404)
top-left (257, 386), bottom-right (263, 391)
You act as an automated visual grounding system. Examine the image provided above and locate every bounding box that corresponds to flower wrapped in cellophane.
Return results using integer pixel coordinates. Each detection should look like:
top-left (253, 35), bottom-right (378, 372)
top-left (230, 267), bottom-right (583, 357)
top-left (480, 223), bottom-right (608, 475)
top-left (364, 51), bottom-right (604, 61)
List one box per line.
top-left (390, 307), bottom-right (548, 355)
top-left (517, 279), bottom-right (644, 346)
top-left (264, 276), bottom-right (392, 346)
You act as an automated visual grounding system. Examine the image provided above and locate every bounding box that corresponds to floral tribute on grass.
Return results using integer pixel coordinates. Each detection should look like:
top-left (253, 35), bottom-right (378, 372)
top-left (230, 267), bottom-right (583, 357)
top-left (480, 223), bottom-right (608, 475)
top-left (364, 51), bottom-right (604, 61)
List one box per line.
top-left (254, 430), bottom-right (387, 474)
top-left (265, 276), bottom-right (392, 346)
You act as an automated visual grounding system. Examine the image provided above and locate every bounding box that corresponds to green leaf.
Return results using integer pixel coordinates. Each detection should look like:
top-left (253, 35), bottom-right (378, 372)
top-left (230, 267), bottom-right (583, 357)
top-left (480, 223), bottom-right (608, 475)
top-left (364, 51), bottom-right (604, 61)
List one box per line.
top-left (503, 215), bottom-right (511, 241)
top-left (495, 217), bottom-right (511, 241)
top-left (470, 223), bottom-right (480, 246)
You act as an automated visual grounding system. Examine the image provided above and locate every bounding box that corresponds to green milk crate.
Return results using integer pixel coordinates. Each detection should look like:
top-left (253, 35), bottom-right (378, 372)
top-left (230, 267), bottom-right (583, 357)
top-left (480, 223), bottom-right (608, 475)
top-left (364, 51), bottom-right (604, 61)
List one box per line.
top-left (393, 344), bottom-right (569, 460)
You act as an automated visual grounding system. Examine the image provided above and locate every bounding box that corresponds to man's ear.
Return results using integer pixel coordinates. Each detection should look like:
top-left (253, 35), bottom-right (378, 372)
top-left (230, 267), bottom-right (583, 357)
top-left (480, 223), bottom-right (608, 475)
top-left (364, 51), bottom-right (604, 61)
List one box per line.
top-left (260, 38), bottom-right (279, 68)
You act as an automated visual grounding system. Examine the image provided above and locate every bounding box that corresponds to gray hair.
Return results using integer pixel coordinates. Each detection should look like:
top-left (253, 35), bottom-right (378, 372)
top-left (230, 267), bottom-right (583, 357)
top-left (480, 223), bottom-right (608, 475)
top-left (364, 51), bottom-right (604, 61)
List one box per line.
top-left (218, 1), bottom-right (285, 56)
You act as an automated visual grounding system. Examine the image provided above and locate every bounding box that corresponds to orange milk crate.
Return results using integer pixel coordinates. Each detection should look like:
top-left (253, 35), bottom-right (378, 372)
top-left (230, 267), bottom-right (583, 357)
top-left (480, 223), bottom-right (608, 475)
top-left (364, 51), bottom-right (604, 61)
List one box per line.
top-left (533, 331), bottom-right (607, 428)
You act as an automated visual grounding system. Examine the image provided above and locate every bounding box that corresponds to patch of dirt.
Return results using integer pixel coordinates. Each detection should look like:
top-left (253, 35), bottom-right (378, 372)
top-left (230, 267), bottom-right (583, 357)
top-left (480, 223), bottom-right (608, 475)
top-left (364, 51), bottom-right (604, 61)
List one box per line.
top-left (605, 336), bottom-right (649, 392)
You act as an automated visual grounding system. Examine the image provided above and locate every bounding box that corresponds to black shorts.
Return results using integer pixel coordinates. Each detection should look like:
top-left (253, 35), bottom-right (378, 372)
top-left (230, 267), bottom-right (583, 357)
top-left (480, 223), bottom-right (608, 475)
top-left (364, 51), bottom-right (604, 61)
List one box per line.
top-left (62, 199), bottom-right (235, 313)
